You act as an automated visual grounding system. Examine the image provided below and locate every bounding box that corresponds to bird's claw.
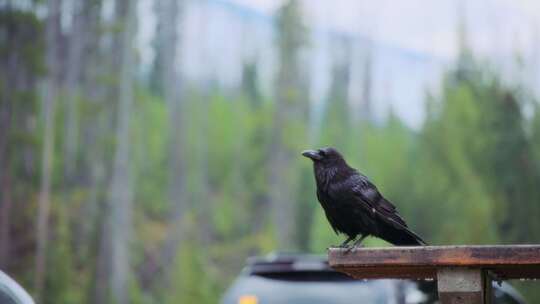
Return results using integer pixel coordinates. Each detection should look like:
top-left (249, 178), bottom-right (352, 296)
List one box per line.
top-left (343, 244), bottom-right (365, 254)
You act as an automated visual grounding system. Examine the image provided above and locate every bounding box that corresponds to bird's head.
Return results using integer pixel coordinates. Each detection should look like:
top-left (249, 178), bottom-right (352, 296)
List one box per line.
top-left (301, 147), bottom-right (345, 165)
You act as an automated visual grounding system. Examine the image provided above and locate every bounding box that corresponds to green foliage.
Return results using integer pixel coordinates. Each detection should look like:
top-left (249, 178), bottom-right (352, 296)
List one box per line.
top-left (418, 77), bottom-right (498, 243)
top-left (44, 200), bottom-right (81, 304)
top-left (164, 225), bottom-right (220, 304)
top-left (0, 9), bottom-right (45, 75)
top-left (241, 61), bottom-right (262, 107)
top-left (132, 89), bottom-right (170, 216)
top-left (0, 8), bottom-right (44, 187)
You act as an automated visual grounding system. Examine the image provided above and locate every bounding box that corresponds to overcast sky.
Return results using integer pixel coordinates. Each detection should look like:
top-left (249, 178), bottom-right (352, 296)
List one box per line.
top-left (229, 0), bottom-right (540, 60)
top-left (138, 0), bottom-right (540, 73)
top-left (139, 0), bottom-right (540, 62)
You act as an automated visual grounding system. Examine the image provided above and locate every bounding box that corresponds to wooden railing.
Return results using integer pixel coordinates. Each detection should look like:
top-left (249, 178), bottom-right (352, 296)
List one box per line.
top-left (328, 245), bottom-right (540, 304)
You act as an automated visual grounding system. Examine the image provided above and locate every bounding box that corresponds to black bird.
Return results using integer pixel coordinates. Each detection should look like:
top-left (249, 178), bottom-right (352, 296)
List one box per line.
top-left (302, 147), bottom-right (426, 247)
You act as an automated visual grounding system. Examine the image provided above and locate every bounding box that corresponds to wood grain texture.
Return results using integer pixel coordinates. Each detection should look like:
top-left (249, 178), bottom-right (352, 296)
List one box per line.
top-left (328, 245), bottom-right (540, 280)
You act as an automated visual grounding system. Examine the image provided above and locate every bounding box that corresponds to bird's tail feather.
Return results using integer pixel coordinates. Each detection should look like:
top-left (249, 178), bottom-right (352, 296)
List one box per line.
top-left (381, 224), bottom-right (427, 246)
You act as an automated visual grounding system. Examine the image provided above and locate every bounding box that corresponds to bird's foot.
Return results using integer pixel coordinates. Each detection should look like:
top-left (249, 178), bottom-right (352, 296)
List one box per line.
top-left (344, 243), bottom-right (364, 253)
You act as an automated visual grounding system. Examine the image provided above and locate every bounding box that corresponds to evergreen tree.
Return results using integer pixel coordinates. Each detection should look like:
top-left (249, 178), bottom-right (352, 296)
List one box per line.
top-left (268, 0), bottom-right (309, 250)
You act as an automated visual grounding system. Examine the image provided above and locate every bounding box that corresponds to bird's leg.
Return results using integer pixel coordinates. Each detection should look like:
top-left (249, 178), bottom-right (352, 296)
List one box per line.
top-left (345, 235), bottom-right (367, 253)
top-left (351, 234), bottom-right (367, 248)
top-left (337, 235), bottom-right (355, 248)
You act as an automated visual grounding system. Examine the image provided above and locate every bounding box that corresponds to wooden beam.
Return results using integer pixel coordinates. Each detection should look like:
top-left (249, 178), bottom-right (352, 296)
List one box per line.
top-left (328, 245), bottom-right (540, 280)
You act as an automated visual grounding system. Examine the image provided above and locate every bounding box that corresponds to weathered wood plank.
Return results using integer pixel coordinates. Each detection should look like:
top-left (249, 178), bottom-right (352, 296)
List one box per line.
top-left (328, 245), bottom-right (540, 280)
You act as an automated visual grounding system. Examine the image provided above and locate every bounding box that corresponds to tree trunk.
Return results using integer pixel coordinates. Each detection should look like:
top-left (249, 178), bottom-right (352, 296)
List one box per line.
top-left (268, 132), bottom-right (296, 249)
top-left (0, 54), bottom-right (13, 267)
top-left (268, 0), bottom-right (308, 250)
top-left (0, 99), bottom-right (11, 266)
top-left (78, 1), bottom-right (118, 302)
top-left (62, 0), bottom-right (87, 184)
top-left (34, 0), bottom-right (61, 301)
top-left (360, 47), bottom-right (373, 122)
top-left (155, 0), bottom-right (189, 283)
top-left (106, 0), bottom-right (137, 302)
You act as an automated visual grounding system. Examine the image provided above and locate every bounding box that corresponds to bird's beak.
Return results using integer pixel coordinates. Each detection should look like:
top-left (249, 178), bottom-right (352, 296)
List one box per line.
top-left (302, 149), bottom-right (322, 161)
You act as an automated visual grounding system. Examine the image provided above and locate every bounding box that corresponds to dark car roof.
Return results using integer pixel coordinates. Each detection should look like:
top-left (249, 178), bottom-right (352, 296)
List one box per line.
top-left (245, 253), bottom-right (332, 275)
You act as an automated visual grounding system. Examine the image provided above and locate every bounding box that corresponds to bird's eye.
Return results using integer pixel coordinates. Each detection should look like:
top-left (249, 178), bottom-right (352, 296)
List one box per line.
top-left (318, 149), bottom-right (326, 156)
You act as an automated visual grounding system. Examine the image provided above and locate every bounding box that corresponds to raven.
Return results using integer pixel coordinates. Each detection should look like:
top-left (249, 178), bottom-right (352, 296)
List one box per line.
top-left (302, 147), bottom-right (426, 247)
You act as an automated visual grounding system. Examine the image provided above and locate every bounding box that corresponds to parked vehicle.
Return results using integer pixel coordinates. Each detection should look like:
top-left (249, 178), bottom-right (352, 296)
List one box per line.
top-left (221, 253), bottom-right (526, 304)
top-left (0, 271), bottom-right (34, 304)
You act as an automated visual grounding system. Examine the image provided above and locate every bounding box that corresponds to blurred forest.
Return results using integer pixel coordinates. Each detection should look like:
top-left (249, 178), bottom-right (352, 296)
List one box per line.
top-left (2, 0), bottom-right (540, 303)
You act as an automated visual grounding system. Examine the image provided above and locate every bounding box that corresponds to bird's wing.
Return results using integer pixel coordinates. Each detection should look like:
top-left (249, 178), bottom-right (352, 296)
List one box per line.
top-left (349, 175), bottom-right (408, 228)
